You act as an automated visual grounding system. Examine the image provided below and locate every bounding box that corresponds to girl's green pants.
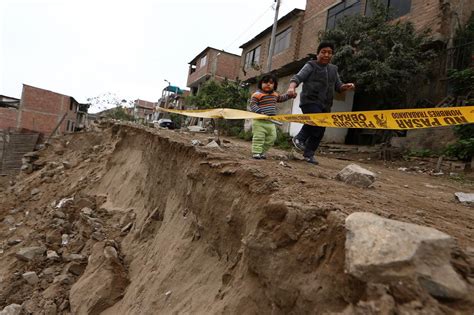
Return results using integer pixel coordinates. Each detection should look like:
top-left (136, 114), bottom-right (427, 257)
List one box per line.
top-left (252, 120), bottom-right (277, 154)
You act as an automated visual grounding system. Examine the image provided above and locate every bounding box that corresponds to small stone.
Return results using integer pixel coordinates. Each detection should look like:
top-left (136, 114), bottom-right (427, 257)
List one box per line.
top-left (81, 207), bottom-right (93, 216)
top-left (7, 239), bottom-right (22, 246)
top-left (63, 253), bottom-right (86, 262)
top-left (47, 250), bottom-right (60, 261)
top-left (22, 271), bottom-right (39, 285)
top-left (43, 301), bottom-right (57, 315)
top-left (53, 274), bottom-right (71, 284)
top-left (42, 267), bottom-right (56, 276)
top-left (91, 231), bottom-right (105, 241)
top-left (103, 246), bottom-right (118, 260)
top-left (205, 140), bottom-right (220, 148)
top-left (2, 215), bottom-right (15, 226)
top-left (53, 211), bottom-right (66, 219)
top-left (67, 262), bottom-right (86, 276)
top-left (31, 188), bottom-right (40, 195)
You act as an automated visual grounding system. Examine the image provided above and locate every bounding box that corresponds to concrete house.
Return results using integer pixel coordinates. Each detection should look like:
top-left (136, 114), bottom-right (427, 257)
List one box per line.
top-left (239, 0), bottom-right (473, 143)
top-left (133, 99), bottom-right (156, 122)
top-left (187, 47), bottom-right (241, 95)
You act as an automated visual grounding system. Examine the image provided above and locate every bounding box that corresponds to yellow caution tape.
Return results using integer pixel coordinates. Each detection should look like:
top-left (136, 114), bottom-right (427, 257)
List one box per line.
top-left (159, 106), bottom-right (474, 130)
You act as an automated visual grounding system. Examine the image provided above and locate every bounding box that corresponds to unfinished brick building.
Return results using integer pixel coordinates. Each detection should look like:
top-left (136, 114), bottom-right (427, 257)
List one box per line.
top-left (187, 47), bottom-right (241, 95)
top-left (0, 85), bottom-right (89, 136)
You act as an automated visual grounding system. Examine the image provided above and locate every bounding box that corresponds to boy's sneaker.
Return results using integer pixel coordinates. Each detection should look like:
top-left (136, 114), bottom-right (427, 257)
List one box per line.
top-left (260, 153), bottom-right (267, 159)
top-left (304, 156), bottom-right (319, 165)
top-left (292, 137), bottom-right (305, 152)
top-left (252, 153), bottom-right (263, 159)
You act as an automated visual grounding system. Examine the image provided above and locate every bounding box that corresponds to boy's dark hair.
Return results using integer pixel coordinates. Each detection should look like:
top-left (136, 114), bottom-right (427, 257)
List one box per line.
top-left (317, 41), bottom-right (335, 54)
top-left (257, 73), bottom-right (278, 91)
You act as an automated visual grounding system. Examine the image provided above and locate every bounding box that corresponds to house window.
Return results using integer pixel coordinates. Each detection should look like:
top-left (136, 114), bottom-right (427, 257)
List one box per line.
top-left (244, 45), bottom-right (261, 69)
top-left (274, 27), bottom-right (292, 54)
top-left (365, 0), bottom-right (411, 19)
top-left (326, 0), bottom-right (361, 30)
top-left (200, 55), bottom-right (207, 68)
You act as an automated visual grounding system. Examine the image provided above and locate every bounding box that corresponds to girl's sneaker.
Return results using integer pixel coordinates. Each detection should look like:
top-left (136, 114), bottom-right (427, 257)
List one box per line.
top-left (252, 153), bottom-right (264, 159)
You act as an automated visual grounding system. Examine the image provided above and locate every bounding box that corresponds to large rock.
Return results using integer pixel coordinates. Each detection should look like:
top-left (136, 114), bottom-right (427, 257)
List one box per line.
top-left (336, 164), bottom-right (376, 188)
top-left (69, 242), bottom-right (129, 315)
top-left (0, 304), bottom-right (22, 315)
top-left (345, 212), bottom-right (468, 300)
top-left (15, 246), bottom-right (46, 261)
top-left (454, 192), bottom-right (474, 204)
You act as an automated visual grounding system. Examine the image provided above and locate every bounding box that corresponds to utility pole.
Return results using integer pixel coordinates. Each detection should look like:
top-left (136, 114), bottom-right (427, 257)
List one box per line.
top-left (266, 0), bottom-right (281, 72)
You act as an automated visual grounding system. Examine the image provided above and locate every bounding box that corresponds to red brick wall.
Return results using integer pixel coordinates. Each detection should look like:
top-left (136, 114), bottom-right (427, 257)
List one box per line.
top-left (19, 111), bottom-right (59, 135)
top-left (0, 107), bottom-right (19, 130)
top-left (240, 11), bottom-right (305, 80)
top-left (215, 51), bottom-right (240, 81)
top-left (299, 0), bottom-right (348, 59)
top-left (300, 0), bottom-right (474, 59)
top-left (19, 85), bottom-right (76, 135)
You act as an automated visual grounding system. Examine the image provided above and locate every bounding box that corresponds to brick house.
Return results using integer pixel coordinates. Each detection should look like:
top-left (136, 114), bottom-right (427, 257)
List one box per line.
top-left (133, 99), bottom-right (156, 122)
top-left (0, 85), bottom-right (89, 136)
top-left (19, 84), bottom-right (89, 135)
top-left (187, 47), bottom-right (241, 95)
top-left (239, 0), bottom-right (473, 143)
top-left (0, 95), bottom-right (20, 131)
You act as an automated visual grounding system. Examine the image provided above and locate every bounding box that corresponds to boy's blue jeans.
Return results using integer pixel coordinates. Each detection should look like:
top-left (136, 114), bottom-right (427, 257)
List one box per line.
top-left (252, 119), bottom-right (277, 154)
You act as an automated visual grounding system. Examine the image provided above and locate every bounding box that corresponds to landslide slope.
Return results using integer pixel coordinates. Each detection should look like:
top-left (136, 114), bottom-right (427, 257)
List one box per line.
top-left (0, 122), bottom-right (473, 314)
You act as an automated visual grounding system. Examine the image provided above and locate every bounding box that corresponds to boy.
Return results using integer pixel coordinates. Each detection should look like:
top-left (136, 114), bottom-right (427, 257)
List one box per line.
top-left (250, 74), bottom-right (295, 159)
top-left (287, 41), bottom-right (355, 164)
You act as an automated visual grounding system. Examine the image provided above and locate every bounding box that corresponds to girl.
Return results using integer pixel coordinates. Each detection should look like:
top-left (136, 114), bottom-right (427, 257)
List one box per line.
top-left (249, 74), bottom-right (295, 159)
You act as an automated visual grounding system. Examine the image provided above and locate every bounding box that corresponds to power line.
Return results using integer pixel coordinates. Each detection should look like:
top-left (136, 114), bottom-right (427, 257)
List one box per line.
top-left (223, 3), bottom-right (274, 52)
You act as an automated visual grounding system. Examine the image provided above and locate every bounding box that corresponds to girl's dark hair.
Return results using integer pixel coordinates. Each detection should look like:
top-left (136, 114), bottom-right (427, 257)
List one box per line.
top-left (257, 73), bottom-right (278, 91)
top-left (317, 41), bottom-right (335, 53)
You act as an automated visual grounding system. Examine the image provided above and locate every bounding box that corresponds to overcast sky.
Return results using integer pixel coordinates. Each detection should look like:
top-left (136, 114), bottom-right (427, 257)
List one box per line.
top-left (1, 0), bottom-right (306, 112)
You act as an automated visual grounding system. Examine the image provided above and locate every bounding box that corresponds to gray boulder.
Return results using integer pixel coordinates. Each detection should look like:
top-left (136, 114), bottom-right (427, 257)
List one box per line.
top-left (15, 246), bottom-right (46, 261)
top-left (454, 192), bottom-right (474, 204)
top-left (345, 212), bottom-right (468, 300)
top-left (0, 304), bottom-right (22, 315)
top-left (336, 164), bottom-right (376, 188)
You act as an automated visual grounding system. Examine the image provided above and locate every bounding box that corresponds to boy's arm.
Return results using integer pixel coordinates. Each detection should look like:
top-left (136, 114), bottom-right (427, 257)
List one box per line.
top-left (287, 62), bottom-right (313, 97)
top-left (334, 66), bottom-right (355, 92)
top-left (335, 67), bottom-right (344, 93)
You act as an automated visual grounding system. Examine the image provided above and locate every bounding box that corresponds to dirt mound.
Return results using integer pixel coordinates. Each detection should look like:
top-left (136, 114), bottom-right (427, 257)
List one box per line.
top-left (0, 122), bottom-right (473, 314)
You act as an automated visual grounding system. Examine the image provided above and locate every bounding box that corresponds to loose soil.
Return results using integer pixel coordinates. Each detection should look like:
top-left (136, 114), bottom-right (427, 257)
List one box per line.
top-left (0, 122), bottom-right (473, 314)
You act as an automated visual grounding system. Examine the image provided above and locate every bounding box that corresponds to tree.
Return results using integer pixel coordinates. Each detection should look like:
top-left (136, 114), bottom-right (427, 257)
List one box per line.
top-left (185, 79), bottom-right (249, 110)
top-left (444, 14), bottom-right (474, 172)
top-left (185, 79), bottom-right (249, 135)
top-left (320, 0), bottom-right (437, 109)
top-left (87, 93), bottom-right (135, 121)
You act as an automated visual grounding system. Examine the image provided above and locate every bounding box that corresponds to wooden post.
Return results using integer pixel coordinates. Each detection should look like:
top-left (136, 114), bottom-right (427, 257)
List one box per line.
top-left (45, 113), bottom-right (67, 144)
